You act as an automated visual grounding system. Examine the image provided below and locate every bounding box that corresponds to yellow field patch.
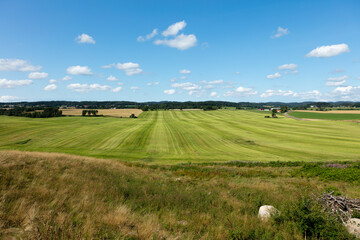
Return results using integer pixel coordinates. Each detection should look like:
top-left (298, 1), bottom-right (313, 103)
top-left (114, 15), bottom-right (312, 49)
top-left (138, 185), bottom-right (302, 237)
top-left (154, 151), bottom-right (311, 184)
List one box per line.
top-left (61, 108), bottom-right (143, 117)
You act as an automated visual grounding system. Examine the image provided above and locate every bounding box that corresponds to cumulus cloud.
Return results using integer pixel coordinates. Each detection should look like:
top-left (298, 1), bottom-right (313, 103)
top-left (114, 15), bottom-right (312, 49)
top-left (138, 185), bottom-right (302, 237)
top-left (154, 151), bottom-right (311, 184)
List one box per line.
top-left (297, 90), bottom-right (322, 100)
top-left (278, 64), bottom-right (297, 71)
top-left (171, 82), bottom-right (201, 91)
top-left (49, 79), bottom-right (57, 83)
top-left (28, 72), bottom-right (48, 79)
top-left (164, 89), bottom-right (175, 95)
top-left (170, 78), bottom-right (176, 82)
top-left (67, 83), bottom-right (111, 92)
top-left (0, 58), bottom-right (41, 72)
top-left (224, 86), bottom-right (258, 97)
top-left (111, 87), bottom-right (123, 92)
top-left (266, 72), bottom-right (282, 79)
top-left (67, 65), bottom-right (93, 75)
top-left (62, 75), bottom-right (72, 81)
top-left (210, 92), bottom-right (217, 97)
top-left (326, 80), bottom-right (346, 86)
top-left (107, 75), bottom-right (118, 81)
top-left (102, 62), bottom-right (142, 76)
top-left (147, 82), bottom-right (159, 86)
top-left (76, 33), bottom-right (95, 44)
top-left (154, 33), bottom-right (197, 50)
top-left (137, 28), bottom-right (158, 42)
top-left (260, 89), bottom-right (296, 98)
top-left (162, 21), bottom-right (186, 36)
top-left (0, 78), bottom-right (32, 88)
top-left (130, 86), bottom-right (139, 91)
top-left (327, 75), bottom-right (349, 81)
top-left (179, 69), bottom-right (191, 74)
top-left (208, 80), bottom-right (224, 84)
top-left (44, 84), bottom-right (57, 91)
top-left (0, 95), bottom-right (21, 102)
top-left (271, 27), bottom-right (289, 38)
top-left (306, 43), bottom-right (350, 58)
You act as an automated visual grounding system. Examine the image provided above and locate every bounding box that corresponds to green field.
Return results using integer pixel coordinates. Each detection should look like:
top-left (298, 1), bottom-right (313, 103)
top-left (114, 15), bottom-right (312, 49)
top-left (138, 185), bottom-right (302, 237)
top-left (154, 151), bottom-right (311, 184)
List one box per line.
top-left (289, 111), bottom-right (360, 120)
top-left (1, 110), bottom-right (360, 163)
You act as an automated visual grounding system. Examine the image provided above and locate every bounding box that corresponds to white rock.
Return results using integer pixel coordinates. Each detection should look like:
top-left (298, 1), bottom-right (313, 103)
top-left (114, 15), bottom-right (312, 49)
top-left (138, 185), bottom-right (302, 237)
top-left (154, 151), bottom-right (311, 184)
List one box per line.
top-left (344, 218), bottom-right (360, 238)
top-left (258, 205), bottom-right (279, 221)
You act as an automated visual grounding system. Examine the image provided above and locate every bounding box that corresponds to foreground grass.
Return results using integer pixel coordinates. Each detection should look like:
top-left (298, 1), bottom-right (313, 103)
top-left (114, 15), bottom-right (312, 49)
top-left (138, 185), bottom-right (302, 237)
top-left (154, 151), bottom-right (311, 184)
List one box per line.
top-left (289, 111), bottom-right (360, 120)
top-left (1, 150), bottom-right (359, 239)
top-left (1, 110), bottom-right (360, 163)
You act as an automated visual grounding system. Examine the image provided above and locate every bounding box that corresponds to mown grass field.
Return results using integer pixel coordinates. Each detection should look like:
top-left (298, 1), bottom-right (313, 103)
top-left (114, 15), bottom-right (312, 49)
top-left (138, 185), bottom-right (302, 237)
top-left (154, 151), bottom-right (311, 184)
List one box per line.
top-left (1, 150), bottom-right (359, 239)
top-left (289, 111), bottom-right (360, 120)
top-left (1, 110), bottom-right (360, 163)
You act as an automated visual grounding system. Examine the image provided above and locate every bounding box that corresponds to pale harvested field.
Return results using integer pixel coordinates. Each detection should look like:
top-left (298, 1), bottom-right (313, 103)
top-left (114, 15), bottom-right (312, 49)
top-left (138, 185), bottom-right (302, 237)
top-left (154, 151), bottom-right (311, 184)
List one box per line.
top-left (294, 110), bottom-right (360, 114)
top-left (62, 108), bottom-right (143, 117)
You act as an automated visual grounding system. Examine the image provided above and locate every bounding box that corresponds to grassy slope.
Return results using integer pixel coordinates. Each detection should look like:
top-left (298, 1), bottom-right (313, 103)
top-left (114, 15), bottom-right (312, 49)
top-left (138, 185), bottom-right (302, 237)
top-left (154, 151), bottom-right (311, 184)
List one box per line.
top-left (0, 150), bottom-right (357, 239)
top-left (289, 111), bottom-right (360, 120)
top-left (1, 110), bottom-right (360, 163)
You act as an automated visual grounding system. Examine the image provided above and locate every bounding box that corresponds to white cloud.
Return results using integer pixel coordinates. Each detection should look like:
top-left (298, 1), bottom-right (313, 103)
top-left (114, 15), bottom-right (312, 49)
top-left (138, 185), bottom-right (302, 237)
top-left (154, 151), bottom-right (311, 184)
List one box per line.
top-left (204, 85), bottom-right (214, 89)
top-left (326, 80), bottom-right (346, 86)
top-left (62, 75), bottom-right (72, 81)
top-left (179, 69), bottom-right (191, 74)
top-left (278, 63), bottom-right (297, 71)
top-left (130, 86), bottom-right (139, 91)
top-left (154, 33), bottom-right (197, 50)
top-left (208, 80), bottom-right (224, 84)
top-left (117, 82), bottom-right (124, 86)
top-left (306, 43), bottom-right (350, 58)
top-left (0, 78), bottom-right (32, 88)
top-left (235, 86), bottom-right (258, 95)
top-left (260, 89), bottom-right (296, 98)
top-left (333, 86), bottom-right (357, 94)
top-left (107, 75), bottom-right (118, 81)
top-left (235, 72), bottom-right (241, 75)
top-left (102, 62), bottom-right (142, 76)
top-left (171, 82), bottom-right (201, 91)
top-left (67, 83), bottom-right (111, 92)
top-left (271, 27), bottom-right (289, 38)
top-left (170, 78), bottom-right (177, 82)
top-left (0, 95), bottom-right (21, 102)
top-left (326, 75), bottom-right (348, 86)
top-left (327, 75), bottom-right (349, 81)
top-left (49, 79), bottom-right (57, 83)
top-left (44, 84), bottom-right (57, 91)
top-left (76, 33), bottom-right (95, 44)
top-left (210, 92), bottom-right (217, 97)
top-left (180, 76), bottom-right (187, 80)
top-left (162, 21), bottom-right (186, 36)
top-left (331, 68), bottom-right (344, 73)
top-left (0, 58), bottom-right (41, 72)
top-left (164, 89), bottom-right (175, 95)
top-left (28, 71), bottom-right (48, 79)
top-left (266, 72), bottom-right (282, 79)
top-left (137, 28), bottom-right (158, 42)
top-left (297, 90), bottom-right (322, 99)
top-left (67, 65), bottom-right (93, 75)
top-left (223, 86), bottom-right (258, 97)
top-left (147, 82), bottom-right (159, 86)
top-left (111, 87), bottom-right (123, 92)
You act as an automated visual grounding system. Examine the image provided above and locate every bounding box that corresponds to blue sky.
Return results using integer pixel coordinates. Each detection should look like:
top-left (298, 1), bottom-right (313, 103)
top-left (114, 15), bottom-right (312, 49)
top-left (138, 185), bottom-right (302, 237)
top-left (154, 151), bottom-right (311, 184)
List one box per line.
top-left (0, 0), bottom-right (359, 102)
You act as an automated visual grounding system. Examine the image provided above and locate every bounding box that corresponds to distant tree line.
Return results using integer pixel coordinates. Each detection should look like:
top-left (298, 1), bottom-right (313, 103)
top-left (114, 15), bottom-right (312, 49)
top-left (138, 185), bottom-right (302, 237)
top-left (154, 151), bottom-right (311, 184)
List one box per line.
top-left (0, 107), bottom-right (62, 118)
top-left (1, 100), bottom-right (360, 111)
top-left (82, 110), bottom-right (99, 116)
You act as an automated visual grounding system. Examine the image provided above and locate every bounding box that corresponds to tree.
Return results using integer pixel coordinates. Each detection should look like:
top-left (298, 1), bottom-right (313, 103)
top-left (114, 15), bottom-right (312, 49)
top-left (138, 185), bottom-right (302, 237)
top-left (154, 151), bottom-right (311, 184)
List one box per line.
top-left (82, 110), bottom-right (87, 116)
top-left (272, 109), bottom-right (278, 118)
top-left (280, 106), bottom-right (288, 113)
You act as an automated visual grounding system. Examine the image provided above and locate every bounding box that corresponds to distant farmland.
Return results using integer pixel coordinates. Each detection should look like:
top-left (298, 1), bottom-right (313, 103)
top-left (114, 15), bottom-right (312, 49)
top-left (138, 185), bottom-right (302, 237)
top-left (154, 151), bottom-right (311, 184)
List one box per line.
top-left (1, 110), bottom-right (360, 163)
top-left (61, 108), bottom-right (143, 117)
top-left (289, 111), bottom-right (360, 120)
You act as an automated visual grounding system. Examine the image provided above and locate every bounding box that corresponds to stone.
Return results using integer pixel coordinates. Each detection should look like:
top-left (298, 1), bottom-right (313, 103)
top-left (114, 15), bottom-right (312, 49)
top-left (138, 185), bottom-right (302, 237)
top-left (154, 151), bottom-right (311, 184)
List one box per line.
top-left (344, 218), bottom-right (360, 238)
top-left (258, 205), bottom-right (279, 221)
